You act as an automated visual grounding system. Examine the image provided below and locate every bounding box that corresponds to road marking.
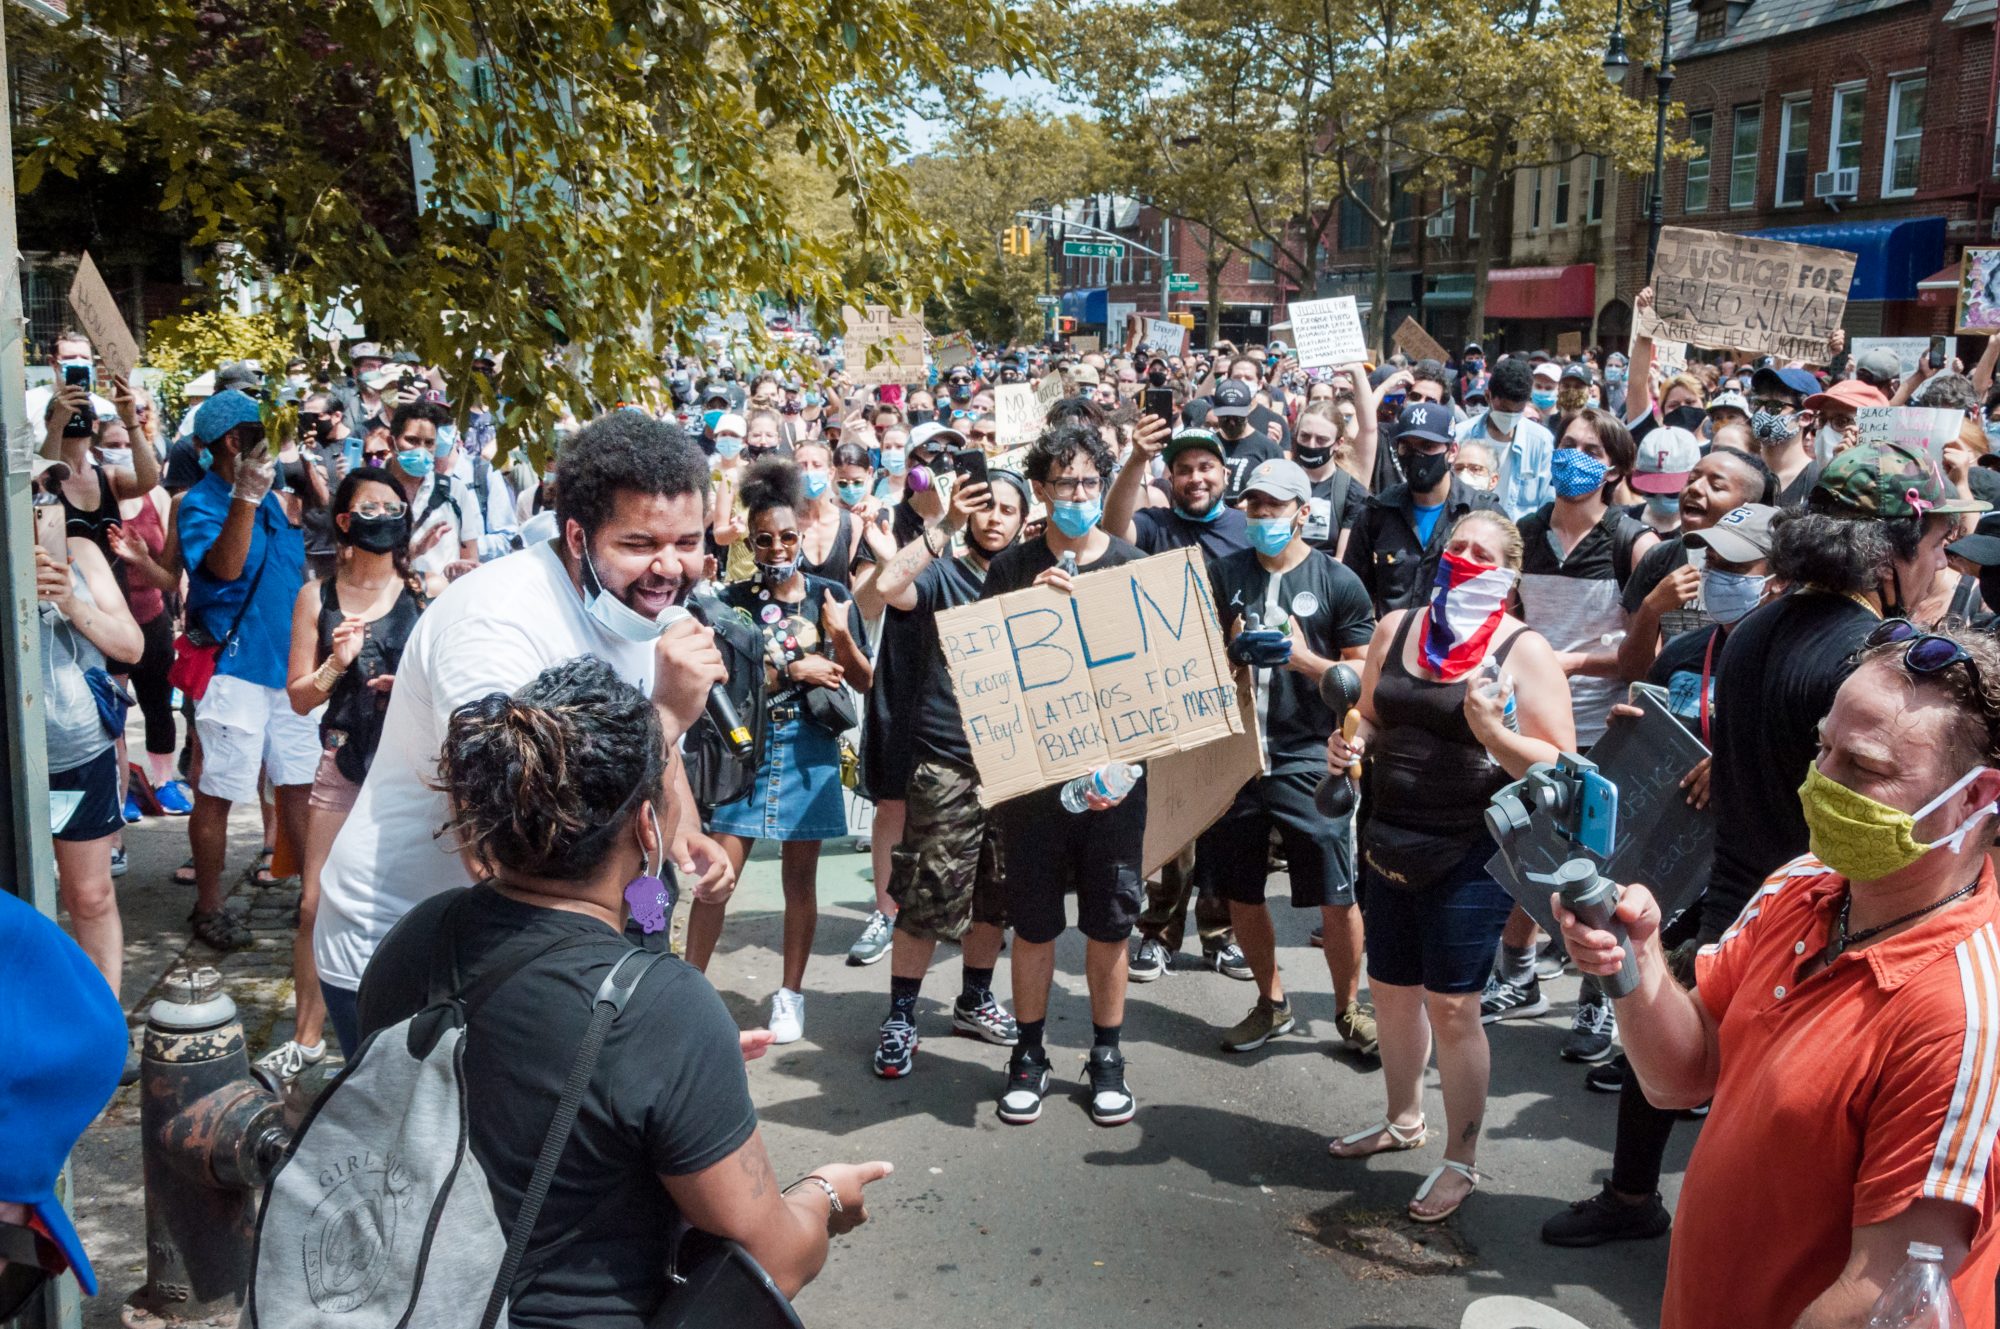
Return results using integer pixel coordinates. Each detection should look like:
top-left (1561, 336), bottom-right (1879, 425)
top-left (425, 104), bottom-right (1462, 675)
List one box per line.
top-left (1461, 1295), bottom-right (1596, 1329)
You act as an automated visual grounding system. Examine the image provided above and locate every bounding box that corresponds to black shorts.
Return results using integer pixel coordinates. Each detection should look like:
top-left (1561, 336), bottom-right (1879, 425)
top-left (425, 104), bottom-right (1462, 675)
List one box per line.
top-left (1195, 769), bottom-right (1356, 908)
top-left (51, 747), bottom-right (123, 842)
top-left (996, 783), bottom-right (1146, 945)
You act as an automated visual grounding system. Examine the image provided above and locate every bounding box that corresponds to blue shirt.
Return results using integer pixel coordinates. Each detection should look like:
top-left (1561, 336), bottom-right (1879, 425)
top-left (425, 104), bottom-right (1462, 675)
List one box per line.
top-left (178, 472), bottom-right (306, 689)
top-left (1456, 410), bottom-right (1555, 522)
top-left (1410, 500), bottom-right (1444, 547)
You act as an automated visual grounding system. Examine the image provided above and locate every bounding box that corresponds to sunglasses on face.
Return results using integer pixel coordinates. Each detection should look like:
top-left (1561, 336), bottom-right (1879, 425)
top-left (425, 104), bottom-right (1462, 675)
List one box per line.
top-left (752, 530), bottom-right (802, 551)
top-left (968, 428), bottom-right (997, 443)
top-left (363, 451), bottom-right (392, 464)
top-left (352, 500), bottom-right (407, 518)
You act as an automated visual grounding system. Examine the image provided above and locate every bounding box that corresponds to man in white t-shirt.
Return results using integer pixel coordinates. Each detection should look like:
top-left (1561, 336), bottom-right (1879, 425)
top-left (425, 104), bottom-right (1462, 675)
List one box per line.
top-left (312, 411), bottom-right (730, 1052)
top-left (25, 331), bottom-right (116, 438)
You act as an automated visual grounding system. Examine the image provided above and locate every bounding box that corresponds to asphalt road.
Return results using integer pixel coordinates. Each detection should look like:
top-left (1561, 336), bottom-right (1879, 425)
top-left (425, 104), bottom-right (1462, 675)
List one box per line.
top-left (74, 799), bottom-right (1695, 1329)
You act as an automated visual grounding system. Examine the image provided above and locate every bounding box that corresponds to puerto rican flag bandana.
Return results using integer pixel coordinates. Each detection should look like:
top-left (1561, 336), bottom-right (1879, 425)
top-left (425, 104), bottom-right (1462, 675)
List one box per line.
top-left (1419, 551), bottom-right (1517, 681)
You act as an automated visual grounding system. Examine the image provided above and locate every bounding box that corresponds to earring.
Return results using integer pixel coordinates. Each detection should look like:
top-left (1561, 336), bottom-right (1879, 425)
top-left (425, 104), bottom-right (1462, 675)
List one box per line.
top-left (622, 805), bottom-right (676, 934)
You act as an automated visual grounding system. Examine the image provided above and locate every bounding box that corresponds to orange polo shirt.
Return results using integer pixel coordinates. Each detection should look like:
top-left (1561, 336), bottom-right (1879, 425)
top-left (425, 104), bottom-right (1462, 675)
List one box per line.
top-left (1664, 854), bottom-right (2000, 1329)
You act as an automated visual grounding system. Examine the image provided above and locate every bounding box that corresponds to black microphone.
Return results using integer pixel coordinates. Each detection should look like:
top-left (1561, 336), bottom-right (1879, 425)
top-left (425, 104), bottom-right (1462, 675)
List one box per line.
top-left (666, 597), bottom-right (754, 759)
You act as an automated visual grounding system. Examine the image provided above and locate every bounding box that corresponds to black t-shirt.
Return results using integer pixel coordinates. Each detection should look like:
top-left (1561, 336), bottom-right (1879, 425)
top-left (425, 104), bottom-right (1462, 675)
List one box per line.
top-left (911, 555), bottom-right (992, 765)
top-left (1776, 460), bottom-right (1823, 508)
top-left (719, 573), bottom-right (864, 711)
top-left (1622, 534), bottom-right (1687, 614)
top-left (1213, 430), bottom-right (1283, 500)
top-left (1648, 621), bottom-right (1728, 740)
top-left (1302, 469), bottom-right (1365, 553)
top-left (1209, 548), bottom-right (1376, 772)
top-left (981, 531), bottom-right (1147, 599)
top-left (1132, 505), bottom-right (1251, 563)
top-left (357, 887), bottom-right (758, 1329)
top-left (1702, 590), bottom-right (1877, 937)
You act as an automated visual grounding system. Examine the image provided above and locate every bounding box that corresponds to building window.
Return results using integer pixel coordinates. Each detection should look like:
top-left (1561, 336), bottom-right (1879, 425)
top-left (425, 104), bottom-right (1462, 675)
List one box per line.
top-left (1685, 112), bottom-right (1712, 212)
top-left (1529, 169), bottom-right (1543, 232)
top-left (1696, 5), bottom-right (1725, 40)
top-left (1776, 95), bottom-right (1811, 206)
top-left (1729, 104), bottom-right (1761, 208)
top-left (1390, 171), bottom-right (1415, 248)
top-left (1884, 75), bottom-right (1925, 197)
top-left (1554, 159), bottom-right (1572, 227)
top-left (1831, 82), bottom-right (1865, 176)
top-left (1587, 156), bottom-right (1605, 224)
top-left (1248, 239), bottom-right (1275, 282)
top-left (1338, 179), bottom-right (1372, 251)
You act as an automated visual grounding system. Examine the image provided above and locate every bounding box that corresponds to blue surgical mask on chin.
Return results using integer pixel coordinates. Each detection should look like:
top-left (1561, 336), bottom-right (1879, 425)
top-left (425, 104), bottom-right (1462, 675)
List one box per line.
top-left (581, 546), bottom-right (668, 642)
top-left (1051, 497), bottom-right (1102, 538)
top-left (1248, 516), bottom-right (1294, 556)
top-left (397, 448), bottom-right (434, 479)
top-left (1173, 499), bottom-right (1223, 525)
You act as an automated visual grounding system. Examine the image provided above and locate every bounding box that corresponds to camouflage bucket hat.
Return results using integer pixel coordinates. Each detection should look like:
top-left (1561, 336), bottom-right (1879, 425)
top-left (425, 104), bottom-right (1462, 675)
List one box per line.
top-left (1810, 441), bottom-right (1991, 520)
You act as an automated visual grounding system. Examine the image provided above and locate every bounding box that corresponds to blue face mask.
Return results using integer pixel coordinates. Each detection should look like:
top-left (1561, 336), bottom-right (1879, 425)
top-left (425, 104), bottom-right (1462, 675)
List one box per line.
top-left (1550, 447), bottom-right (1609, 499)
top-left (581, 545), bottom-right (669, 642)
top-left (1050, 497), bottom-right (1102, 538)
top-left (881, 448), bottom-right (907, 475)
top-left (802, 470), bottom-right (830, 500)
top-left (1531, 388), bottom-right (1559, 411)
top-left (433, 424), bottom-right (458, 459)
top-left (804, 391), bottom-right (822, 407)
top-left (1248, 516), bottom-right (1294, 556)
top-left (1645, 493), bottom-right (1681, 518)
top-left (837, 481), bottom-right (867, 506)
top-left (1701, 568), bottom-right (1769, 625)
top-left (397, 448), bottom-right (434, 479)
top-left (198, 446), bottom-right (213, 470)
top-left (1173, 500), bottom-right (1223, 525)
top-left (714, 436), bottom-right (744, 458)
top-left (703, 409), bottom-right (725, 431)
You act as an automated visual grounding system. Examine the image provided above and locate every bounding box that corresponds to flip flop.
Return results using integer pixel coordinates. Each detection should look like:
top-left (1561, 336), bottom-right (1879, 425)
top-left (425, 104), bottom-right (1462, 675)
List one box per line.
top-left (172, 857), bottom-right (197, 886)
top-left (250, 846), bottom-right (281, 886)
top-left (1409, 1160), bottom-right (1481, 1224)
top-left (1328, 1116), bottom-right (1428, 1159)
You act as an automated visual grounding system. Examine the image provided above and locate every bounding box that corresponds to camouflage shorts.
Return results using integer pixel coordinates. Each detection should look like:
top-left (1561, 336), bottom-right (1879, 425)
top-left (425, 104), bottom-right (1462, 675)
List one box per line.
top-left (887, 757), bottom-right (1008, 942)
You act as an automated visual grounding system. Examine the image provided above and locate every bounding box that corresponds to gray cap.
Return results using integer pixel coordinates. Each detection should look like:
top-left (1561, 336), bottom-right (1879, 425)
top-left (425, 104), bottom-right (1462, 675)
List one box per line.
top-left (215, 361), bottom-right (262, 391)
top-left (1241, 458), bottom-right (1312, 504)
top-left (1855, 346), bottom-right (1904, 383)
top-left (1686, 503), bottom-right (1779, 563)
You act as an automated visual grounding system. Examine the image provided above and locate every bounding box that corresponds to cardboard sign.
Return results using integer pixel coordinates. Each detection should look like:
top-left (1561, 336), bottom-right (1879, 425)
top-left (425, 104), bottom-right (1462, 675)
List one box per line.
top-left (1653, 339), bottom-right (1688, 377)
top-left (1853, 336), bottom-right (1956, 377)
top-left (842, 305), bottom-right (926, 386)
top-left (1857, 406), bottom-right (1963, 469)
top-left (67, 252), bottom-right (141, 381)
top-left (1556, 330), bottom-right (1583, 357)
top-left (1286, 296), bottom-right (1370, 369)
top-left (1033, 370), bottom-right (1068, 421)
top-left (1071, 334), bottom-right (1101, 354)
top-left (1486, 693), bottom-right (1713, 937)
top-left (992, 382), bottom-right (1041, 449)
top-left (936, 547), bottom-right (1246, 806)
top-left (1391, 316), bottom-right (1448, 366)
top-left (1637, 227), bottom-right (1856, 363)
top-left (1958, 249), bottom-right (2000, 334)
top-left (933, 331), bottom-right (976, 371)
top-left (1142, 318), bottom-right (1188, 357)
top-left (1141, 674), bottom-right (1266, 877)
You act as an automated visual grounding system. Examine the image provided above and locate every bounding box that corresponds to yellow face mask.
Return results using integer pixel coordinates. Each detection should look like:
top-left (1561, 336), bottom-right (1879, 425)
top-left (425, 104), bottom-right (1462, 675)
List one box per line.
top-left (1798, 763), bottom-right (1997, 882)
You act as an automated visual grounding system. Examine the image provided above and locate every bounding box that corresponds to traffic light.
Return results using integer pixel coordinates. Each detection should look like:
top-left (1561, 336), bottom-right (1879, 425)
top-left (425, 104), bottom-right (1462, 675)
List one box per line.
top-left (1001, 225), bottom-right (1031, 256)
top-left (1058, 316), bottom-right (1077, 334)
top-left (1169, 312), bottom-right (1195, 330)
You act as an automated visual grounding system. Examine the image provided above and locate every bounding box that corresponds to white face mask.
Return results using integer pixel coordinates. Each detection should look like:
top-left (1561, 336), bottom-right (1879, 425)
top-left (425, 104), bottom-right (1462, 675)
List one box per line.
top-left (1815, 424), bottom-right (1845, 467)
top-left (1487, 408), bottom-right (1522, 435)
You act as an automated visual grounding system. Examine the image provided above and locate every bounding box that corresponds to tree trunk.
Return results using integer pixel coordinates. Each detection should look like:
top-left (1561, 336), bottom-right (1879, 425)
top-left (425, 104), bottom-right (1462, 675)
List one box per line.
top-left (1467, 147), bottom-right (1508, 347)
top-left (1368, 156), bottom-right (1394, 355)
top-left (1205, 224), bottom-right (1227, 347)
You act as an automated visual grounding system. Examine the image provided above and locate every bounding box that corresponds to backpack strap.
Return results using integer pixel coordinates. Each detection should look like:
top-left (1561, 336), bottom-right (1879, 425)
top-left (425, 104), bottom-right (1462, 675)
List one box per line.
top-left (1604, 509), bottom-right (1645, 588)
top-left (479, 947), bottom-right (668, 1329)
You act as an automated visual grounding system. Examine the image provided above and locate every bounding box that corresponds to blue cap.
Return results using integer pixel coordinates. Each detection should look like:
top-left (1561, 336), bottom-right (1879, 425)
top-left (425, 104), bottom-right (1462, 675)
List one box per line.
top-left (0, 893), bottom-right (126, 1296)
top-left (1395, 400), bottom-right (1457, 444)
top-left (1751, 365), bottom-right (1823, 401)
top-left (192, 388), bottom-right (263, 445)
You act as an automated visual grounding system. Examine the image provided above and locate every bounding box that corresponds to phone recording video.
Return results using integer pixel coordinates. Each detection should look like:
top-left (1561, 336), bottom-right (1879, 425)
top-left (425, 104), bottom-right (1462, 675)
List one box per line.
top-left (1143, 386), bottom-right (1176, 427)
top-left (952, 448), bottom-right (991, 506)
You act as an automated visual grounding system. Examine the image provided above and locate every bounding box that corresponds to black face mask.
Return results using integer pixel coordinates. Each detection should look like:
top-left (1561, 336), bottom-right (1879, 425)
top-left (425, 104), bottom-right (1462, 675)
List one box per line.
top-left (1979, 566), bottom-right (2000, 617)
top-left (1293, 441), bottom-right (1335, 469)
top-left (907, 408), bottom-right (935, 426)
top-left (1401, 447), bottom-right (1451, 491)
top-left (343, 511), bottom-right (407, 554)
top-left (1664, 405), bottom-right (1707, 433)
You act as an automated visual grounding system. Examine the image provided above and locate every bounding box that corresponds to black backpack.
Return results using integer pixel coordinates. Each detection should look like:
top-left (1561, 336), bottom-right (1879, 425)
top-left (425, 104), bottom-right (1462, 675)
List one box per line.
top-left (682, 604), bottom-right (767, 810)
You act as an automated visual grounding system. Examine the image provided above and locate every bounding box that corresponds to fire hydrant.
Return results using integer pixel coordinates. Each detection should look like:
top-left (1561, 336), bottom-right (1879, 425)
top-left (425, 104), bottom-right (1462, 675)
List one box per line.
top-left (124, 966), bottom-right (290, 1329)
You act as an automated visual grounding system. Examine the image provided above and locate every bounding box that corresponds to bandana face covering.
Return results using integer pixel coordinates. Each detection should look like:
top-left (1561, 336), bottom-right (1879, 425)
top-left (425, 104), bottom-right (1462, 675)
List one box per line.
top-left (1419, 551), bottom-right (1517, 681)
top-left (1799, 763), bottom-right (1998, 882)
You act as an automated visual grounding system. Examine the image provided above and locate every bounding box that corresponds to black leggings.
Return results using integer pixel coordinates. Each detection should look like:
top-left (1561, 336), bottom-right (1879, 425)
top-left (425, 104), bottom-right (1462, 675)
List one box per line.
top-left (125, 612), bottom-right (177, 756)
top-left (1609, 904), bottom-right (1705, 1196)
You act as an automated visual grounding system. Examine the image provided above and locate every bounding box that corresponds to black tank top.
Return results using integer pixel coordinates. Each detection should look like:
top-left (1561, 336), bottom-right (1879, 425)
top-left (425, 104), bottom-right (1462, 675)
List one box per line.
top-left (797, 507), bottom-right (853, 583)
top-left (1372, 607), bottom-right (1524, 750)
top-left (60, 463), bottom-right (120, 560)
top-left (318, 576), bottom-right (426, 782)
top-left (1366, 609), bottom-right (1525, 831)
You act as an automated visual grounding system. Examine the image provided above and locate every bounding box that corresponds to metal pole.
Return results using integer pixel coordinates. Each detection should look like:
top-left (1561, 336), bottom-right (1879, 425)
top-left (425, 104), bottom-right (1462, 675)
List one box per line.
top-left (1647, 3), bottom-right (1674, 278)
top-left (1159, 213), bottom-right (1171, 325)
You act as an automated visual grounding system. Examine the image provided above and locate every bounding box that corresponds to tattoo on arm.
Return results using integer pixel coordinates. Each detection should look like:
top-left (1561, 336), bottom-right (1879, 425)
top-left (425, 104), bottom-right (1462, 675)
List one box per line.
top-left (738, 1142), bottom-right (777, 1200)
top-left (1460, 1119), bottom-right (1481, 1144)
top-left (883, 536), bottom-right (932, 587)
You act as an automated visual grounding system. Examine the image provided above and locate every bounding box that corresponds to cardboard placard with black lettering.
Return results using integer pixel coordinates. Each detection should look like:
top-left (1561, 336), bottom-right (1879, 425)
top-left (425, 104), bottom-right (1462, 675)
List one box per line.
top-left (842, 305), bottom-right (927, 386)
top-left (1142, 675), bottom-right (1267, 877)
top-left (67, 252), bottom-right (141, 381)
top-left (1392, 316), bottom-right (1449, 366)
top-left (1636, 226), bottom-right (1856, 363)
top-left (935, 547), bottom-right (1247, 806)
top-left (1143, 318), bottom-right (1188, 357)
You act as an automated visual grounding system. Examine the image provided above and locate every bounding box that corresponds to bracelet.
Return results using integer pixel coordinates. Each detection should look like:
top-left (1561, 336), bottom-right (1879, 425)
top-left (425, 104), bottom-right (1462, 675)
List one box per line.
top-left (313, 658), bottom-right (348, 692)
top-left (785, 1174), bottom-right (842, 1214)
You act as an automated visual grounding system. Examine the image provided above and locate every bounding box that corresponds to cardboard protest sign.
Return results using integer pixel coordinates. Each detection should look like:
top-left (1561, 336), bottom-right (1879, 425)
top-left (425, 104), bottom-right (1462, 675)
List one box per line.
top-left (1486, 692), bottom-right (1713, 937)
top-left (1556, 330), bottom-right (1583, 357)
top-left (1033, 370), bottom-right (1068, 421)
top-left (1286, 297), bottom-right (1370, 369)
top-left (1141, 674), bottom-right (1266, 877)
top-left (1391, 316), bottom-right (1448, 366)
top-left (1853, 336), bottom-right (1954, 377)
top-left (933, 331), bottom-right (976, 371)
top-left (1653, 339), bottom-right (1688, 377)
top-left (1142, 318), bottom-right (1187, 357)
top-left (935, 547), bottom-right (1246, 806)
top-left (67, 253), bottom-right (141, 381)
top-left (1637, 227), bottom-right (1856, 362)
top-left (1857, 406), bottom-right (1963, 469)
top-left (1071, 334), bottom-right (1101, 354)
top-left (1958, 249), bottom-right (2000, 334)
top-left (992, 383), bottom-right (1041, 449)
top-left (841, 305), bottom-right (926, 386)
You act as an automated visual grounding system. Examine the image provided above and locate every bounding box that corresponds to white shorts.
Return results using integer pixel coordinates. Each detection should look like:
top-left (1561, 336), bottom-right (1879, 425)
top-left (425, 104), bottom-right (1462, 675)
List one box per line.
top-left (195, 674), bottom-right (323, 804)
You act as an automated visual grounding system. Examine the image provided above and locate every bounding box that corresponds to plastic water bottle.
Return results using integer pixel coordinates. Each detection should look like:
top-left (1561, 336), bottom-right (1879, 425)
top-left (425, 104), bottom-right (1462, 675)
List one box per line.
top-left (1060, 762), bottom-right (1142, 814)
top-left (1867, 1242), bottom-right (1967, 1328)
top-left (1477, 660), bottom-right (1519, 732)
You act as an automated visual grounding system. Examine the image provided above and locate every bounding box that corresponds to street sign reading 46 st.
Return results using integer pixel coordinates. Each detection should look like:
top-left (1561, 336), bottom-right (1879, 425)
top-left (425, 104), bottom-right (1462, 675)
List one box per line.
top-left (1168, 274), bottom-right (1199, 292)
top-left (1063, 240), bottom-right (1126, 260)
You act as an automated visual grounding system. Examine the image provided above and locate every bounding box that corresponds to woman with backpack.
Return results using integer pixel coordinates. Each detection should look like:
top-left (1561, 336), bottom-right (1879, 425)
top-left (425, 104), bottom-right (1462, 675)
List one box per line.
top-left (340, 657), bottom-right (890, 1326)
top-left (259, 469), bottom-right (430, 1083)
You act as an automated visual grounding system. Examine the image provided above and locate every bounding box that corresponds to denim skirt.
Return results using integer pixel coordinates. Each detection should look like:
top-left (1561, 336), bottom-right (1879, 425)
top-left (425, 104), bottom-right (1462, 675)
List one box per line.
top-left (705, 714), bottom-right (848, 843)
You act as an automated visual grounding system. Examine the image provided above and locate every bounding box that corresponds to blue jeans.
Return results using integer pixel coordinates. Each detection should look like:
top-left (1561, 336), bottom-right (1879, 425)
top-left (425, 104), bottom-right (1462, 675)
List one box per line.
top-left (320, 979), bottom-right (361, 1057)
top-left (1360, 843), bottom-right (1514, 994)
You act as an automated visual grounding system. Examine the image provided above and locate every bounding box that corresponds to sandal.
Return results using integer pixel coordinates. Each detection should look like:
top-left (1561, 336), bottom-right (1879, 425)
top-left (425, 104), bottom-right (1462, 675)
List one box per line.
top-left (250, 846), bottom-right (281, 886)
top-left (189, 908), bottom-right (253, 951)
top-left (172, 857), bottom-right (197, 887)
top-left (1408, 1160), bottom-right (1480, 1224)
top-left (1328, 1116), bottom-right (1428, 1159)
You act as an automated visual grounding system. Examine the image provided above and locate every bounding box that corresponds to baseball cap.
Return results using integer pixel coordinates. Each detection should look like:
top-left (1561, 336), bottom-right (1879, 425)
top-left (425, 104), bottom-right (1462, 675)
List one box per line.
top-left (1632, 426), bottom-right (1702, 494)
top-left (1241, 458), bottom-right (1311, 504)
top-left (1751, 365), bottom-right (1822, 401)
top-left (1804, 379), bottom-right (1889, 416)
top-left (712, 412), bottom-right (746, 438)
top-left (0, 892), bottom-right (127, 1300)
top-left (1687, 503), bottom-right (1779, 563)
top-left (1855, 346), bottom-right (1905, 383)
top-left (1811, 441), bottom-right (1993, 519)
top-left (1948, 512), bottom-right (2000, 567)
top-left (1069, 364), bottom-right (1101, 387)
top-left (1164, 429), bottom-right (1226, 466)
top-left (30, 456), bottom-right (71, 484)
top-left (1532, 361), bottom-right (1561, 384)
top-left (347, 341), bottom-right (386, 365)
top-left (909, 421), bottom-right (967, 455)
top-left (1708, 389), bottom-right (1751, 418)
top-left (193, 389), bottom-right (264, 445)
top-left (1211, 379), bottom-right (1256, 418)
top-left (1394, 401), bottom-right (1456, 445)
top-left (215, 361), bottom-right (262, 392)
top-left (1559, 362), bottom-right (1593, 385)
top-left (1463, 342), bottom-right (1484, 357)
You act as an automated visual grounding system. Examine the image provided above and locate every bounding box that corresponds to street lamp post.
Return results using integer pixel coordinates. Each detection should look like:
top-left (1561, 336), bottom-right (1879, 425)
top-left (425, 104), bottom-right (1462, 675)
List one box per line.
top-left (1605, 0), bottom-right (1675, 279)
top-left (1015, 210), bottom-right (1177, 339)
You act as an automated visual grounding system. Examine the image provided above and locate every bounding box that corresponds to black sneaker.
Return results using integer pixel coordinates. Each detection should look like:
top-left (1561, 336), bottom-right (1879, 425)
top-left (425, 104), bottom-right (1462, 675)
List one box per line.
top-left (1129, 938), bottom-right (1169, 983)
top-left (998, 1047), bottom-right (1051, 1125)
top-left (1202, 941), bottom-right (1253, 981)
top-left (1540, 1184), bottom-right (1672, 1247)
top-left (952, 992), bottom-right (1019, 1045)
top-left (1534, 936), bottom-right (1569, 982)
top-left (1585, 1055), bottom-right (1628, 1094)
top-left (873, 1016), bottom-right (918, 1079)
top-left (1562, 988), bottom-right (1618, 1062)
top-left (1086, 1046), bottom-right (1136, 1125)
top-left (1479, 973), bottom-right (1549, 1023)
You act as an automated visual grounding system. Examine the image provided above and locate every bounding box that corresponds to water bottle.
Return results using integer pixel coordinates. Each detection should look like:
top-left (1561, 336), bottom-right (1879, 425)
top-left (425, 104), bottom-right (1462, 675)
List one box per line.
top-left (1477, 659), bottom-right (1519, 732)
top-left (1060, 762), bottom-right (1143, 814)
top-left (1867, 1242), bottom-right (1967, 1328)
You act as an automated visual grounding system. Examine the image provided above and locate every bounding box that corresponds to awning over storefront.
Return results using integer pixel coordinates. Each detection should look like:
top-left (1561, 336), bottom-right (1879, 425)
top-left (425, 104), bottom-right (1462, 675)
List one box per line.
top-left (1744, 217), bottom-right (1946, 301)
top-left (1425, 273), bottom-right (1475, 307)
top-left (1060, 288), bottom-right (1107, 323)
top-left (1485, 264), bottom-right (1595, 320)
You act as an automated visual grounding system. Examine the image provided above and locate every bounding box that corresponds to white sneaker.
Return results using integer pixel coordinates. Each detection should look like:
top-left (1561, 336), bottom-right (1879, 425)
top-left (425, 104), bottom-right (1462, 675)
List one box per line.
top-left (255, 1039), bottom-right (326, 1084)
top-left (769, 988), bottom-right (806, 1044)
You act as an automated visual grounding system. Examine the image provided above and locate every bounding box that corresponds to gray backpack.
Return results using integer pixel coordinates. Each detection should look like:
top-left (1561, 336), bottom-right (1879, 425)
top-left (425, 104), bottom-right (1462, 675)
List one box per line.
top-left (248, 907), bottom-right (665, 1329)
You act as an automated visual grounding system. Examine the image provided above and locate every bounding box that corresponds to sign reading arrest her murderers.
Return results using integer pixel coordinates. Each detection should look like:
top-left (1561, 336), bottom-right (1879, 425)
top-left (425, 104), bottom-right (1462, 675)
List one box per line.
top-left (841, 305), bottom-right (926, 386)
top-left (936, 547), bottom-right (1246, 806)
top-left (1392, 316), bottom-right (1448, 366)
top-left (67, 253), bottom-right (141, 381)
top-left (1636, 226), bottom-right (1857, 363)
top-left (1287, 296), bottom-right (1371, 369)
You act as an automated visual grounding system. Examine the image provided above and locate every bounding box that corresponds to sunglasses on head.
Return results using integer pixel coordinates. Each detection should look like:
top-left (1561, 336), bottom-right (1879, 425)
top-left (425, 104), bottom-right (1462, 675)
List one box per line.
top-left (1865, 618), bottom-right (1999, 745)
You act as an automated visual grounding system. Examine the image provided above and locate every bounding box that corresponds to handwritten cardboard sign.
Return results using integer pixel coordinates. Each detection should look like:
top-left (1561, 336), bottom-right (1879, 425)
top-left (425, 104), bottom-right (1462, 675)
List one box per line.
top-left (1391, 316), bottom-right (1448, 366)
top-left (1853, 336), bottom-right (1954, 377)
top-left (1071, 334), bottom-right (1101, 354)
top-left (1653, 339), bottom-right (1688, 377)
top-left (1857, 406), bottom-right (1963, 469)
top-left (992, 383), bottom-right (1041, 450)
top-left (933, 330), bottom-right (976, 371)
top-left (1142, 318), bottom-right (1187, 357)
top-left (841, 305), bottom-right (926, 387)
top-left (936, 547), bottom-right (1246, 806)
top-left (67, 252), bottom-right (141, 381)
top-left (1287, 297), bottom-right (1370, 369)
top-left (1033, 370), bottom-right (1068, 421)
top-left (1556, 330), bottom-right (1583, 357)
top-left (1636, 226), bottom-right (1856, 363)
top-left (1141, 677), bottom-right (1266, 876)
